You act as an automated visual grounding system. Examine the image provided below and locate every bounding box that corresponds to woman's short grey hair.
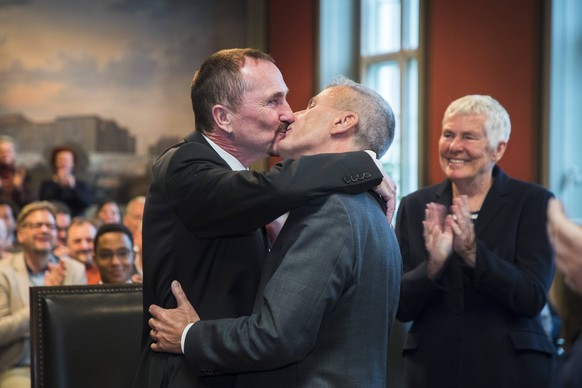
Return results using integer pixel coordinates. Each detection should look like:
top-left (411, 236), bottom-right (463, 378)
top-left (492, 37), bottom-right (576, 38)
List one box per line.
top-left (326, 76), bottom-right (395, 158)
top-left (443, 95), bottom-right (511, 150)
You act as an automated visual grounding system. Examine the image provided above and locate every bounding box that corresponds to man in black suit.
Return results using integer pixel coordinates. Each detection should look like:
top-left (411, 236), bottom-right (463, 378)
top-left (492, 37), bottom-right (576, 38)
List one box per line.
top-left (132, 48), bottom-right (393, 387)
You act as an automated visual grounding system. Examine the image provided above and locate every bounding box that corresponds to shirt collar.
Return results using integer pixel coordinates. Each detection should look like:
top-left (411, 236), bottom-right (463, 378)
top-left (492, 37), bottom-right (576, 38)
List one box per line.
top-left (202, 134), bottom-right (247, 171)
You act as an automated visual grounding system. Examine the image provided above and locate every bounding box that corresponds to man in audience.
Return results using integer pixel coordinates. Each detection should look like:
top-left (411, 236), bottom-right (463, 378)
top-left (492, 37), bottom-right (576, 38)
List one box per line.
top-left (66, 217), bottom-right (100, 284)
top-left (93, 223), bottom-right (137, 284)
top-left (0, 198), bottom-right (19, 252)
top-left (0, 201), bottom-right (86, 387)
top-left (123, 195), bottom-right (145, 278)
top-left (0, 218), bottom-right (10, 261)
top-left (123, 195), bottom-right (145, 235)
top-left (148, 77), bottom-right (402, 387)
top-left (0, 135), bottom-right (30, 208)
top-left (51, 200), bottom-right (72, 257)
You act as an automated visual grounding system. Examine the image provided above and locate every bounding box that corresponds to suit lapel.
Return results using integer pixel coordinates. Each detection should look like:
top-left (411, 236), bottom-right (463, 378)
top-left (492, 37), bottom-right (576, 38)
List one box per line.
top-left (434, 179), bottom-right (453, 207)
top-left (10, 253), bottom-right (31, 306)
top-left (474, 166), bottom-right (509, 237)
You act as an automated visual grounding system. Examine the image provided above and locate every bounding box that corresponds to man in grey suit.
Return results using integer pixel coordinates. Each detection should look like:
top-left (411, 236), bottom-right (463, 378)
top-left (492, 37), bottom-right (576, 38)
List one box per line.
top-left (148, 77), bottom-right (402, 387)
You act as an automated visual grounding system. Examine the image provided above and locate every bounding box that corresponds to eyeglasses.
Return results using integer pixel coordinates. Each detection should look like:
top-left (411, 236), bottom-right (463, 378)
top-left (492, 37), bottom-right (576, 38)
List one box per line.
top-left (96, 248), bottom-right (134, 262)
top-left (21, 222), bottom-right (57, 230)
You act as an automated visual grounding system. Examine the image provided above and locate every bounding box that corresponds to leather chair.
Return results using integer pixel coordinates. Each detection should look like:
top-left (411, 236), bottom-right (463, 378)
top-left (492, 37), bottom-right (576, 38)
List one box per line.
top-left (30, 283), bottom-right (143, 388)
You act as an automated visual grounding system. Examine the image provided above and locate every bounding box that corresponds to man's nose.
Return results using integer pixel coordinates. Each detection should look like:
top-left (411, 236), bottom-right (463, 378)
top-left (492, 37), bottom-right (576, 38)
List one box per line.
top-left (280, 101), bottom-right (295, 124)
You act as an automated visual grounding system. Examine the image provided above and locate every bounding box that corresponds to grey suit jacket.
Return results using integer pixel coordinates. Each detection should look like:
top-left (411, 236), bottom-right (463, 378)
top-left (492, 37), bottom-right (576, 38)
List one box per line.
top-left (133, 131), bottom-right (384, 388)
top-left (0, 252), bottom-right (86, 371)
top-left (184, 192), bottom-right (402, 388)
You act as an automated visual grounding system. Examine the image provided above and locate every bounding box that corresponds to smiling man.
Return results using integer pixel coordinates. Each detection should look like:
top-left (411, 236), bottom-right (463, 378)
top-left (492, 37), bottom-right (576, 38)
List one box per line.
top-left (0, 201), bottom-right (86, 386)
top-left (93, 223), bottom-right (135, 284)
top-left (66, 217), bottom-right (100, 284)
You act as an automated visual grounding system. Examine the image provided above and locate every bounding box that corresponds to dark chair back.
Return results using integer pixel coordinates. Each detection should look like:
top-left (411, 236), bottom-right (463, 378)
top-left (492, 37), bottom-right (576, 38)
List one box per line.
top-left (30, 284), bottom-right (143, 388)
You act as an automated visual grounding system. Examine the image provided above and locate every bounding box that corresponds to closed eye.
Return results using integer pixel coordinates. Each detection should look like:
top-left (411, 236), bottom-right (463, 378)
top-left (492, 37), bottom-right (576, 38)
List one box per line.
top-left (306, 97), bottom-right (316, 109)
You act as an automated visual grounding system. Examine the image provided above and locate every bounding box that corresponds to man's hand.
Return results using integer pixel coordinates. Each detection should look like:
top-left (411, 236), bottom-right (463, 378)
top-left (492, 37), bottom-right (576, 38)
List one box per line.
top-left (547, 198), bottom-right (582, 293)
top-left (53, 168), bottom-right (75, 187)
top-left (45, 260), bottom-right (67, 286)
top-left (149, 280), bottom-right (200, 354)
top-left (373, 171), bottom-right (397, 224)
top-left (13, 165), bottom-right (26, 189)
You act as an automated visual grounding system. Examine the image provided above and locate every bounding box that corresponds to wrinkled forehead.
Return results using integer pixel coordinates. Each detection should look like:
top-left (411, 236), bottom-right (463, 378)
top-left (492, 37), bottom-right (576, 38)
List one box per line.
top-left (24, 209), bottom-right (55, 223)
top-left (241, 59), bottom-right (288, 93)
top-left (316, 86), bottom-right (350, 108)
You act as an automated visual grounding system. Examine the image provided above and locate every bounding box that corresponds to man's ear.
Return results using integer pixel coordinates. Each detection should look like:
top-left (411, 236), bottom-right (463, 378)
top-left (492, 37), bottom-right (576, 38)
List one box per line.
top-left (331, 111), bottom-right (358, 135)
top-left (211, 105), bottom-right (233, 135)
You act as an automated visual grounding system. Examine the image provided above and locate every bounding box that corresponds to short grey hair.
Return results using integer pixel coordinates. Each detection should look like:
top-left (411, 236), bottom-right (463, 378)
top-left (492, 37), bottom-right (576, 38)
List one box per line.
top-left (443, 95), bottom-right (511, 150)
top-left (17, 201), bottom-right (57, 227)
top-left (0, 135), bottom-right (17, 149)
top-left (326, 76), bottom-right (395, 158)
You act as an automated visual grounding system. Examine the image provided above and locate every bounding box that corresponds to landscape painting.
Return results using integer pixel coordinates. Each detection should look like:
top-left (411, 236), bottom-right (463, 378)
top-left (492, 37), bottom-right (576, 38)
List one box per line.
top-left (0, 0), bottom-right (255, 204)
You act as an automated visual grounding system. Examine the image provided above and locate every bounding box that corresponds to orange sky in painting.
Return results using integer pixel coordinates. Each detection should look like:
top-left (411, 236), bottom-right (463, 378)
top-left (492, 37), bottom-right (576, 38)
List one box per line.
top-left (0, 0), bottom-right (247, 154)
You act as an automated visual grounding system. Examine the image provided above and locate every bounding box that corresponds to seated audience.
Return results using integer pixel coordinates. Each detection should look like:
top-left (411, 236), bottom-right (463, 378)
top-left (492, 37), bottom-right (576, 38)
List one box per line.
top-left (547, 198), bottom-right (582, 387)
top-left (0, 201), bottom-right (86, 387)
top-left (66, 217), bottom-right (100, 284)
top-left (39, 145), bottom-right (92, 217)
top-left (123, 195), bottom-right (145, 235)
top-left (51, 200), bottom-right (72, 258)
top-left (123, 195), bottom-right (145, 279)
top-left (131, 221), bottom-right (143, 283)
top-left (0, 135), bottom-right (31, 208)
top-left (94, 199), bottom-right (122, 226)
top-left (0, 218), bottom-right (11, 261)
top-left (94, 223), bottom-right (139, 284)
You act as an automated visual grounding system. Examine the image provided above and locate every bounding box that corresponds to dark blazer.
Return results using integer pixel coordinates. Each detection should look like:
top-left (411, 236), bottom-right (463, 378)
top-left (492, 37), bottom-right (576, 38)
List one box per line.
top-left (132, 131), bottom-right (383, 388)
top-left (39, 178), bottom-right (92, 217)
top-left (395, 166), bottom-right (556, 388)
top-left (553, 336), bottom-right (582, 387)
top-left (184, 191), bottom-right (402, 388)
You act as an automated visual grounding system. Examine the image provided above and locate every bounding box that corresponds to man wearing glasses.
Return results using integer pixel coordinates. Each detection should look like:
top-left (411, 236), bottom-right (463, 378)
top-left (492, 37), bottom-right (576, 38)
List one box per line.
top-left (93, 223), bottom-right (138, 284)
top-left (0, 201), bottom-right (86, 388)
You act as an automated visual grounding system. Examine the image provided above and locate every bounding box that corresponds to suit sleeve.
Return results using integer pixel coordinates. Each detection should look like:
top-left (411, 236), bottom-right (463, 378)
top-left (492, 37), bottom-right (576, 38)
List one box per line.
top-left (63, 258), bottom-right (88, 285)
top-left (159, 145), bottom-right (382, 238)
top-left (182, 196), bottom-right (355, 374)
top-left (0, 265), bottom-right (29, 347)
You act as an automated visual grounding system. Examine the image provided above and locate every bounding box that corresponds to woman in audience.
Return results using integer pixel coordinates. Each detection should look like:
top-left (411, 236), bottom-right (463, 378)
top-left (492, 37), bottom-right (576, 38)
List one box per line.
top-left (39, 146), bottom-right (92, 217)
top-left (94, 199), bottom-right (122, 226)
top-left (395, 95), bottom-right (556, 388)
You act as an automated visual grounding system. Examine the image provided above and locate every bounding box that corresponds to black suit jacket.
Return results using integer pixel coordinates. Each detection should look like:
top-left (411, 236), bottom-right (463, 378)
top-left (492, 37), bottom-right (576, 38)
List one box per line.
top-left (132, 131), bottom-right (382, 387)
top-left (395, 166), bottom-right (556, 388)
